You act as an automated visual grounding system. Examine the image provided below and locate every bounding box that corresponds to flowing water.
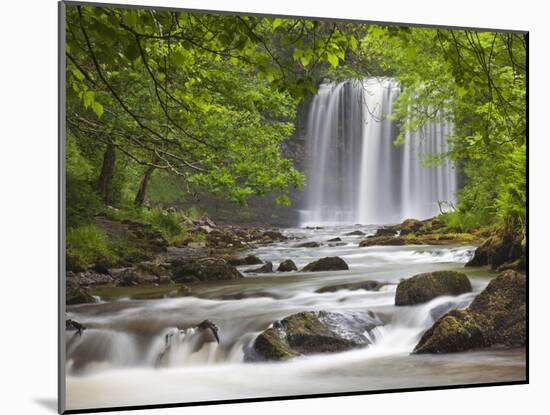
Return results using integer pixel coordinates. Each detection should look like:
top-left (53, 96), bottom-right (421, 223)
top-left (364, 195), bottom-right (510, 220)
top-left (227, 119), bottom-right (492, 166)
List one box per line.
top-left (302, 78), bottom-right (457, 226)
top-left (65, 226), bottom-right (526, 410)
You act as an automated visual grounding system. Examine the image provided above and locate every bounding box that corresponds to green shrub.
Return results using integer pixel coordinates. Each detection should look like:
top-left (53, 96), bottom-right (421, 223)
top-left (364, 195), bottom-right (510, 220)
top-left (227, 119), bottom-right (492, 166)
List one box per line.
top-left (186, 206), bottom-right (201, 220)
top-left (439, 210), bottom-right (486, 233)
top-left (104, 205), bottom-right (191, 245)
top-left (66, 224), bottom-right (117, 271)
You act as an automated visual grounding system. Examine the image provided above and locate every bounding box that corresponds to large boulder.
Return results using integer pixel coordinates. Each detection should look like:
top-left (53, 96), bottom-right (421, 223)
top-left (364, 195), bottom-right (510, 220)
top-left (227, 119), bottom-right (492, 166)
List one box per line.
top-left (171, 258), bottom-right (242, 283)
top-left (277, 259), bottom-right (298, 272)
top-left (316, 280), bottom-right (388, 293)
top-left (245, 310), bottom-right (383, 361)
top-left (466, 232), bottom-right (525, 270)
top-left (302, 257), bottom-right (349, 272)
top-left (414, 270), bottom-right (526, 353)
top-left (373, 226), bottom-right (399, 237)
top-left (395, 271), bottom-right (472, 306)
top-left (399, 218), bottom-right (423, 235)
top-left (113, 261), bottom-right (174, 286)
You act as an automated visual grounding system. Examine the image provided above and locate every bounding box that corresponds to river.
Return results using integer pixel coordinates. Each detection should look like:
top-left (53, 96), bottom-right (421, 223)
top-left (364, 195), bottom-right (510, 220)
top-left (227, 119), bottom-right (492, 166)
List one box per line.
top-left (65, 225), bottom-right (526, 410)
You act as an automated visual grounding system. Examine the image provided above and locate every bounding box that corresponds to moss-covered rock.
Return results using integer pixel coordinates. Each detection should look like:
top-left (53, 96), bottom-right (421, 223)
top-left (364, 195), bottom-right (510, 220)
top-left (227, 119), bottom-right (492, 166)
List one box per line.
top-left (244, 261), bottom-right (273, 274)
top-left (302, 257), bottom-right (349, 272)
top-left (413, 309), bottom-right (488, 353)
top-left (246, 310), bottom-right (382, 361)
top-left (466, 231), bottom-right (524, 270)
top-left (373, 226), bottom-right (399, 237)
top-left (395, 271), bottom-right (472, 306)
top-left (316, 280), bottom-right (388, 293)
top-left (66, 288), bottom-right (96, 305)
top-left (360, 217), bottom-right (478, 247)
top-left (171, 258), bottom-right (242, 283)
top-left (399, 218), bottom-right (423, 235)
top-left (277, 259), bottom-right (298, 272)
top-left (227, 254), bottom-right (263, 266)
top-left (295, 241), bottom-right (321, 248)
top-left (359, 233), bottom-right (475, 247)
top-left (345, 230), bottom-right (366, 236)
top-left (414, 270), bottom-right (526, 353)
top-left (248, 326), bottom-right (299, 361)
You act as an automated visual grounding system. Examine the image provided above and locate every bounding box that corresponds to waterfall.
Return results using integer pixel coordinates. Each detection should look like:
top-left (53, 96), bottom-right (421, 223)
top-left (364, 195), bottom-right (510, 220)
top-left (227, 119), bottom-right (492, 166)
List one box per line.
top-left (301, 78), bottom-right (457, 226)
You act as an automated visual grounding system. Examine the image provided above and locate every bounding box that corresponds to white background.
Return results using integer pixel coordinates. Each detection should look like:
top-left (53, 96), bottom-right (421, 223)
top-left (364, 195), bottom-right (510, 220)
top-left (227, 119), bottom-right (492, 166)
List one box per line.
top-left (0, 0), bottom-right (545, 413)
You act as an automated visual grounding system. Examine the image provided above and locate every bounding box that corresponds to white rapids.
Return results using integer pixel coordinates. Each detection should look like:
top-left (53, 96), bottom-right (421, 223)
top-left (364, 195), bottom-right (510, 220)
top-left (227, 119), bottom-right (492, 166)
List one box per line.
top-left (65, 225), bottom-right (525, 410)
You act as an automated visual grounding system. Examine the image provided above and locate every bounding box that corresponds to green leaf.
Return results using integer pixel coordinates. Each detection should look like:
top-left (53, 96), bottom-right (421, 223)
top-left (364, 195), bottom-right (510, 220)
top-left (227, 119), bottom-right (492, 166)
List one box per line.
top-left (272, 18), bottom-right (283, 29)
top-left (300, 53), bottom-right (312, 67)
top-left (125, 10), bottom-right (137, 27)
top-left (172, 49), bottom-right (187, 66)
top-left (326, 53), bottom-right (339, 68)
top-left (71, 67), bottom-right (85, 81)
top-left (125, 41), bottom-right (140, 61)
top-left (83, 91), bottom-right (95, 108)
top-left (91, 101), bottom-right (104, 118)
top-left (348, 36), bottom-right (358, 51)
top-left (292, 48), bottom-right (302, 61)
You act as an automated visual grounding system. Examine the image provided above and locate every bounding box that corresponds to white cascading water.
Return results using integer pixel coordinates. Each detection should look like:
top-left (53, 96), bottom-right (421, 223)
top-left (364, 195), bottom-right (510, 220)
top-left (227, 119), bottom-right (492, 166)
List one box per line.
top-left (65, 226), bottom-right (526, 410)
top-left (302, 78), bottom-right (457, 226)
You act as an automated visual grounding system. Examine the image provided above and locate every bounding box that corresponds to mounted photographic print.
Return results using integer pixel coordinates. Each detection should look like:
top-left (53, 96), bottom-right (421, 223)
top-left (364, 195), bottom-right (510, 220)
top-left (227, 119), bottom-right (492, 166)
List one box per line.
top-left (59, 1), bottom-right (528, 413)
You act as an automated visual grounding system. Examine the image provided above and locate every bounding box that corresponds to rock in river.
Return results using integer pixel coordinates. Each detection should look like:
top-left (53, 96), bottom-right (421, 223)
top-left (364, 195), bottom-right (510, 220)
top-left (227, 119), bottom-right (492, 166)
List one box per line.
top-left (466, 231), bottom-right (524, 270)
top-left (345, 230), bottom-right (366, 236)
top-left (302, 257), bottom-right (349, 272)
top-left (244, 262), bottom-right (273, 274)
top-left (66, 288), bottom-right (96, 305)
top-left (66, 319), bottom-right (86, 335)
top-left (245, 310), bottom-right (384, 361)
top-left (227, 254), bottom-right (263, 266)
top-left (295, 241), bottom-right (321, 248)
top-left (277, 259), bottom-right (298, 272)
top-left (414, 270), bottom-right (526, 354)
top-left (171, 258), bottom-right (242, 283)
top-left (395, 270), bottom-right (472, 306)
top-left (157, 319), bottom-right (220, 366)
top-left (316, 280), bottom-right (388, 293)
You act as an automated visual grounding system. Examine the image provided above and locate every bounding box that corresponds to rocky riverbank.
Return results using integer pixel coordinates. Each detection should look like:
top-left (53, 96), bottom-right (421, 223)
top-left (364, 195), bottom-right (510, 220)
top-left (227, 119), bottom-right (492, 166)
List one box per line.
top-left (358, 218), bottom-right (479, 247)
top-left (66, 215), bottom-right (289, 304)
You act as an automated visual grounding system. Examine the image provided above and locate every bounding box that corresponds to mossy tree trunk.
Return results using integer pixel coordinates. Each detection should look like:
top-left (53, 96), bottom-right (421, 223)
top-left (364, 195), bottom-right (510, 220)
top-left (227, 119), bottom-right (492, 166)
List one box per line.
top-left (134, 163), bottom-right (156, 207)
top-left (97, 141), bottom-right (116, 205)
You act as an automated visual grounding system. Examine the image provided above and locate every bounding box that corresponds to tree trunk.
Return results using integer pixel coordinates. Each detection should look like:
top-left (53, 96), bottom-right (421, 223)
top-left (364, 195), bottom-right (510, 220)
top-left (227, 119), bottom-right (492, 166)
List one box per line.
top-left (134, 163), bottom-right (156, 207)
top-left (97, 142), bottom-right (116, 205)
